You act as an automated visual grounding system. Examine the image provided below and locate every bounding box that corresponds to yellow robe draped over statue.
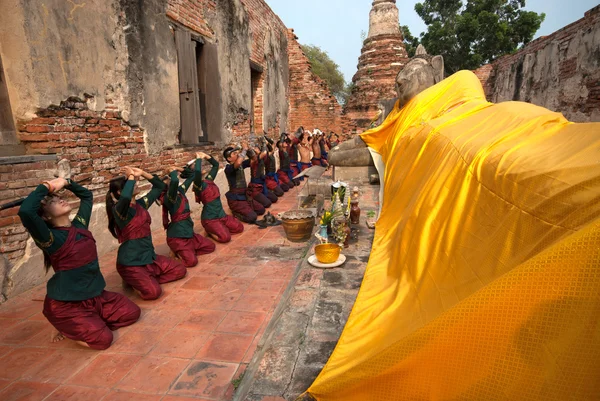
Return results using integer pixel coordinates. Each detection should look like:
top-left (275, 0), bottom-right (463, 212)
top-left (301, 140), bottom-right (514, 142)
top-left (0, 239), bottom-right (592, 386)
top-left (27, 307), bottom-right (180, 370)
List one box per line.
top-left (306, 71), bottom-right (600, 401)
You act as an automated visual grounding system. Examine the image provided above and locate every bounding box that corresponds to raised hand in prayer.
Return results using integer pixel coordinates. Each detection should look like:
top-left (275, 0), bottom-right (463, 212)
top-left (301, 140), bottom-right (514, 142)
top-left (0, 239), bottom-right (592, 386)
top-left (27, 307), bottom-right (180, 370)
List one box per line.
top-left (130, 167), bottom-right (154, 181)
top-left (122, 166), bottom-right (135, 179)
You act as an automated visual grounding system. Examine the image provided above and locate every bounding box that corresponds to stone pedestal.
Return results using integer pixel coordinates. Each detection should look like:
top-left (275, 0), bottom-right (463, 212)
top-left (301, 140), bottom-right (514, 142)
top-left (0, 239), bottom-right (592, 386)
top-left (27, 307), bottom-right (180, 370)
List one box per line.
top-left (333, 166), bottom-right (379, 183)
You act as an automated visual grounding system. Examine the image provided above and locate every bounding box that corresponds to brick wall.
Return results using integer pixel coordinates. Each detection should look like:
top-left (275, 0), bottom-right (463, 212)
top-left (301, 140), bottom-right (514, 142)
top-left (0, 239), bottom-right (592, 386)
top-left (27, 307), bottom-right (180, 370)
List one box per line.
top-left (473, 64), bottom-right (494, 97)
top-left (0, 96), bottom-right (223, 266)
top-left (0, 159), bottom-right (57, 262)
top-left (228, 110), bottom-right (252, 142)
top-left (166, 0), bottom-right (216, 38)
top-left (241, 0), bottom-right (291, 135)
top-left (251, 71), bottom-right (265, 134)
top-left (166, 0), bottom-right (345, 138)
top-left (477, 6), bottom-right (600, 122)
top-left (166, 0), bottom-right (291, 141)
top-left (240, 0), bottom-right (287, 68)
top-left (287, 29), bottom-right (344, 134)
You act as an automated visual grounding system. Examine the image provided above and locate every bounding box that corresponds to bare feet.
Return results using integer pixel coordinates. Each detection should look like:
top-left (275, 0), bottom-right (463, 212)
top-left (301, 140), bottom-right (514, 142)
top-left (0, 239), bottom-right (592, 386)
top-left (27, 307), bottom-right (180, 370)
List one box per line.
top-left (51, 329), bottom-right (89, 348)
top-left (51, 329), bottom-right (65, 343)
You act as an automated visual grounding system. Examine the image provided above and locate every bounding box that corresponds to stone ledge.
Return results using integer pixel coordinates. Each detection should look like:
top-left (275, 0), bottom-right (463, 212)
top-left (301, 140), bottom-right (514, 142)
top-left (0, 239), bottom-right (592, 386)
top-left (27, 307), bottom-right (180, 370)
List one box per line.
top-left (0, 154), bottom-right (58, 165)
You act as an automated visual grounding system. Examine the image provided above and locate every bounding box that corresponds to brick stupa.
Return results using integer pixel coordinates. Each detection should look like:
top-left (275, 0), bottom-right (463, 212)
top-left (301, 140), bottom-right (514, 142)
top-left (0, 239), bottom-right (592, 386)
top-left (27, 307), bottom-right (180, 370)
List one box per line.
top-left (344, 0), bottom-right (409, 132)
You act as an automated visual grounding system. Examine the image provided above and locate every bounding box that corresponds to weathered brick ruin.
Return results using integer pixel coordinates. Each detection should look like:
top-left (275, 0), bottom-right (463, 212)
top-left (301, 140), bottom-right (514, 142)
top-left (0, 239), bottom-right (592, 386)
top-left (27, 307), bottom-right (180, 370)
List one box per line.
top-left (287, 30), bottom-right (345, 134)
top-left (343, 0), bottom-right (409, 131)
top-left (474, 5), bottom-right (600, 123)
top-left (0, 0), bottom-right (343, 302)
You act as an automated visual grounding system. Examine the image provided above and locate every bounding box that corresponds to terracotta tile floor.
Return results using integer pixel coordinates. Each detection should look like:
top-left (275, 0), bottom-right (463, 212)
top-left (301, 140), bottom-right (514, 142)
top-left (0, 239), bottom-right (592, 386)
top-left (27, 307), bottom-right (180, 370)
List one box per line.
top-left (0, 189), bottom-right (309, 401)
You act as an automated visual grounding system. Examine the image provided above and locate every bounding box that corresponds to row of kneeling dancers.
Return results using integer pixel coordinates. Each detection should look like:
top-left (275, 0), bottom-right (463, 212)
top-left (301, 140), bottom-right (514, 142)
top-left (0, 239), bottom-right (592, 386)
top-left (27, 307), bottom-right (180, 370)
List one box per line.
top-left (222, 130), bottom-right (330, 223)
top-left (16, 139), bottom-right (304, 350)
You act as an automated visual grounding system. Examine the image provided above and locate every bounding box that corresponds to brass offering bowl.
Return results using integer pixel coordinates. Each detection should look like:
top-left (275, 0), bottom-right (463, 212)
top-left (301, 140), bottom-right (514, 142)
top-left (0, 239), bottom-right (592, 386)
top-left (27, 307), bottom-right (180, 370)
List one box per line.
top-left (315, 243), bottom-right (341, 264)
top-left (281, 210), bottom-right (315, 242)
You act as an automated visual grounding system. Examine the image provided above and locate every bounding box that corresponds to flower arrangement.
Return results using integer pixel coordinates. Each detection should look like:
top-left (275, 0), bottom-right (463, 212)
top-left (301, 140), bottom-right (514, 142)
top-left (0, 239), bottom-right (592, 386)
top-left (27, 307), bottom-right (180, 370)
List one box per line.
top-left (320, 209), bottom-right (343, 226)
top-left (331, 217), bottom-right (348, 246)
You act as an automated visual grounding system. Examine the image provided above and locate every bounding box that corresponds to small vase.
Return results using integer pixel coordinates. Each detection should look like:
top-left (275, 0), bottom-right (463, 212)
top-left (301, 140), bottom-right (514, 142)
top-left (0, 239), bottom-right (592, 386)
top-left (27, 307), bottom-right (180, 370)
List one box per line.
top-left (319, 224), bottom-right (328, 240)
top-left (350, 200), bottom-right (360, 224)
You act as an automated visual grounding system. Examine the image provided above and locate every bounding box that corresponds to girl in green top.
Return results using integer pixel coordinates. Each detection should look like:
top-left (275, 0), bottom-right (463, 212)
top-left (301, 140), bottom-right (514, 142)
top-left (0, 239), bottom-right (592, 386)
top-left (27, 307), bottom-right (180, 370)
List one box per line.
top-left (194, 152), bottom-right (244, 243)
top-left (159, 161), bottom-right (215, 267)
top-left (106, 166), bottom-right (186, 300)
top-left (18, 176), bottom-right (140, 349)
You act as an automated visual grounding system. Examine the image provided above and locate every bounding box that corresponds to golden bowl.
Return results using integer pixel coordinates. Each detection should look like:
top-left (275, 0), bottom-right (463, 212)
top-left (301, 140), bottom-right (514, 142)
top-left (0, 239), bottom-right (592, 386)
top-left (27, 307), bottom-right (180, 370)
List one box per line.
top-left (315, 243), bottom-right (341, 264)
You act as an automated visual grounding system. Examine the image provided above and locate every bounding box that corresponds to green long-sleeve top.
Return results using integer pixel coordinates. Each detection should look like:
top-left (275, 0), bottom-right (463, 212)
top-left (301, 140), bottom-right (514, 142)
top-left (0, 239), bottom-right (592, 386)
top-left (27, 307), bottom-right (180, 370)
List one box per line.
top-left (164, 170), bottom-right (195, 238)
top-left (114, 175), bottom-right (166, 266)
top-left (18, 182), bottom-right (106, 301)
top-left (193, 157), bottom-right (226, 220)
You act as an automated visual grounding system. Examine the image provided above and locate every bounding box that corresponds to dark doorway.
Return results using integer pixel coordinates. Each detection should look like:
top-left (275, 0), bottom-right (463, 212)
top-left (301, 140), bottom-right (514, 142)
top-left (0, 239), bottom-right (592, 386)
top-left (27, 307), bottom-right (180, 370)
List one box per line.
top-left (195, 41), bottom-right (208, 140)
top-left (250, 63), bottom-right (263, 135)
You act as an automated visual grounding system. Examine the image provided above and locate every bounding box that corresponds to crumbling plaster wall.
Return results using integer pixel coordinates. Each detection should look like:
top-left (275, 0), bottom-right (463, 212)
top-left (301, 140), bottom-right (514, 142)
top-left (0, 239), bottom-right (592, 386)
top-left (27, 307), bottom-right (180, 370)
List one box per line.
top-left (0, 0), bottom-right (180, 153)
top-left (482, 6), bottom-right (600, 123)
top-left (118, 0), bottom-right (181, 151)
top-left (208, 0), bottom-right (253, 142)
top-left (262, 26), bottom-right (289, 135)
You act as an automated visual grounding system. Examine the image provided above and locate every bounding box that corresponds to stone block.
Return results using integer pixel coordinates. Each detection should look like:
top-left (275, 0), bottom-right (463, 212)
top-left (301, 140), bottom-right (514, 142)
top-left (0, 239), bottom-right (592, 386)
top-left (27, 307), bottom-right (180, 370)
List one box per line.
top-left (270, 311), bottom-right (310, 348)
top-left (310, 297), bottom-right (345, 335)
top-left (296, 269), bottom-right (323, 289)
top-left (333, 166), bottom-right (378, 183)
top-left (286, 289), bottom-right (319, 315)
top-left (252, 345), bottom-right (300, 395)
top-left (322, 270), bottom-right (364, 291)
top-left (284, 365), bottom-right (322, 399)
top-left (298, 340), bottom-right (337, 367)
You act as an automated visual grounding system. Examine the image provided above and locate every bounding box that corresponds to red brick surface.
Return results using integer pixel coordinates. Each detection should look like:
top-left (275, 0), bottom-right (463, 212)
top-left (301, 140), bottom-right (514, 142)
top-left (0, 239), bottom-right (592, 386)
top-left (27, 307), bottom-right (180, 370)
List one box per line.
top-left (0, 97), bottom-right (222, 264)
top-left (287, 30), bottom-right (344, 134)
top-left (167, 0), bottom-right (216, 38)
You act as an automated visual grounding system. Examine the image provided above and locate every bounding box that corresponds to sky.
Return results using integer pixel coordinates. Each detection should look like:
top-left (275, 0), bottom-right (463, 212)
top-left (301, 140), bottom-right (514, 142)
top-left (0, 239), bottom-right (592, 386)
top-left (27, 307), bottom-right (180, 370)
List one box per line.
top-left (265, 0), bottom-right (599, 83)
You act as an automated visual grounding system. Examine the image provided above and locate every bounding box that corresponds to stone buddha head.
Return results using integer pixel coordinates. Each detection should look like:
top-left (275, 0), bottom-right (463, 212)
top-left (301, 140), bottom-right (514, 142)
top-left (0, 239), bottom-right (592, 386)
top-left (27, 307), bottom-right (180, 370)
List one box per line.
top-left (395, 45), bottom-right (444, 107)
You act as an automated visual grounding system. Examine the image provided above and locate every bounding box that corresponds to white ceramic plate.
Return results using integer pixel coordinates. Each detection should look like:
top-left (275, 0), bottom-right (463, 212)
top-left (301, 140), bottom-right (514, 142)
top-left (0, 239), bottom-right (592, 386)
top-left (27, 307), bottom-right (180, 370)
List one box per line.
top-left (308, 254), bottom-right (347, 269)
